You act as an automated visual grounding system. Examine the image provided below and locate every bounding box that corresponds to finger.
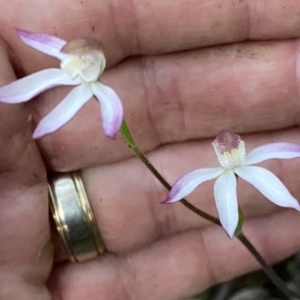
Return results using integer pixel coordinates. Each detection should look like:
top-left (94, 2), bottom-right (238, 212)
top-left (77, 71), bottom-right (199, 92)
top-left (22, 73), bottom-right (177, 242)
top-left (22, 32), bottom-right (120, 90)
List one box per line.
top-left (2, 0), bottom-right (300, 67)
top-left (49, 209), bottom-right (300, 300)
top-left (0, 42), bottom-right (51, 299)
top-left (34, 39), bottom-right (300, 170)
top-left (62, 128), bottom-right (300, 254)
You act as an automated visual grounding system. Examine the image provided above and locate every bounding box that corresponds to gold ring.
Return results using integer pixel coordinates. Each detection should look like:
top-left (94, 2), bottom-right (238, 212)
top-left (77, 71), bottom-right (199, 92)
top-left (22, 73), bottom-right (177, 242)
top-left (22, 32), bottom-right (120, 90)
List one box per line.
top-left (48, 171), bottom-right (105, 262)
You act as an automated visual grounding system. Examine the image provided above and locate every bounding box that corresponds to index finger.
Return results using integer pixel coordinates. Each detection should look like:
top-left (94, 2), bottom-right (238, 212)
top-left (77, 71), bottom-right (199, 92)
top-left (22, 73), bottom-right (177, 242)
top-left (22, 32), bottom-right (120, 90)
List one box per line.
top-left (1, 0), bottom-right (300, 66)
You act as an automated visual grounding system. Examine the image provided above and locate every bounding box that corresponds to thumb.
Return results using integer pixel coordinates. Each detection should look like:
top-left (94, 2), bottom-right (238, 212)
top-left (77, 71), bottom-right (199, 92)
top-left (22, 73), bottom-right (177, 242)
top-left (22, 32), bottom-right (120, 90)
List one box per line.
top-left (0, 39), bottom-right (52, 299)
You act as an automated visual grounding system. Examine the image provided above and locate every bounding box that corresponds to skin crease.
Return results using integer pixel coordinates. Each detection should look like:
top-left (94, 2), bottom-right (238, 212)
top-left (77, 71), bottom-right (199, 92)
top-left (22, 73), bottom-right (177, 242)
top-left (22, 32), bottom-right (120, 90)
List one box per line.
top-left (1, 0), bottom-right (300, 299)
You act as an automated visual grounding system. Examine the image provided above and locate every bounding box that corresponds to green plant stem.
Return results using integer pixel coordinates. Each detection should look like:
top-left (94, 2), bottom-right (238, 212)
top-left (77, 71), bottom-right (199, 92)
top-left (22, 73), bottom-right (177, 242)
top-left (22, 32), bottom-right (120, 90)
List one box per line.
top-left (120, 120), bottom-right (220, 225)
top-left (238, 233), bottom-right (300, 299)
top-left (119, 120), bottom-right (300, 299)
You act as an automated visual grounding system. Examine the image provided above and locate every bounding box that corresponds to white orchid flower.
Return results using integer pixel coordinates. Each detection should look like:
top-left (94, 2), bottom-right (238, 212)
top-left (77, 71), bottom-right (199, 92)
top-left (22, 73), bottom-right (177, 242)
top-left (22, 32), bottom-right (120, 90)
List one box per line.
top-left (0, 29), bottom-right (123, 139)
top-left (164, 130), bottom-right (300, 238)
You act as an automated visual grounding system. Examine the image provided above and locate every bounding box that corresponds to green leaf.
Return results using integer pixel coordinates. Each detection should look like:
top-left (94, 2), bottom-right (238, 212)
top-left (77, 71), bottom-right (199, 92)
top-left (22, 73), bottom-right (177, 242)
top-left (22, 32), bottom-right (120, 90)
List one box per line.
top-left (234, 207), bottom-right (244, 237)
top-left (119, 120), bottom-right (136, 148)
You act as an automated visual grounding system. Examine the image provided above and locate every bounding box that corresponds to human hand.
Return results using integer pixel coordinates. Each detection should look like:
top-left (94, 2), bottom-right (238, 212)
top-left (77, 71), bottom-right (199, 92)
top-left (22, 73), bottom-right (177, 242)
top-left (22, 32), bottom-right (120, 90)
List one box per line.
top-left (1, 1), bottom-right (300, 299)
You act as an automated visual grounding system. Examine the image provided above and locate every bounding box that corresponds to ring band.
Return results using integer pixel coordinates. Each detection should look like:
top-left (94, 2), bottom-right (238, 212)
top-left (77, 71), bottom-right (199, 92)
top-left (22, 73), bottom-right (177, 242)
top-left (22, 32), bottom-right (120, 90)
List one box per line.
top-left (48, 171), bottom-right (105, 262)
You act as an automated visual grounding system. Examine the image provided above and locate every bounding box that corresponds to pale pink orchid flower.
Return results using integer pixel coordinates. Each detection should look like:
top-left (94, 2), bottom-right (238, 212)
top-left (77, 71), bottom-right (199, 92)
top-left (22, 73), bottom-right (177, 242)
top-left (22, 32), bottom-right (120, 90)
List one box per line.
top-left (164, 130), bottom-right (300, 238)
top-left (0, 29), bottom-right (123, 139)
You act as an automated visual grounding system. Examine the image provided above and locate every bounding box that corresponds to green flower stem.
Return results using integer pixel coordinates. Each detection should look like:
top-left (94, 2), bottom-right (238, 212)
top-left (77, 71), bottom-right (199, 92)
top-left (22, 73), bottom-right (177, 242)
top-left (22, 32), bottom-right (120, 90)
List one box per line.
top-left (119, 120), bottom-right (220, 225)
top-left (119, 120), bottom-right (300, 299)
top-left (237, 232), bottom-right (300, 299)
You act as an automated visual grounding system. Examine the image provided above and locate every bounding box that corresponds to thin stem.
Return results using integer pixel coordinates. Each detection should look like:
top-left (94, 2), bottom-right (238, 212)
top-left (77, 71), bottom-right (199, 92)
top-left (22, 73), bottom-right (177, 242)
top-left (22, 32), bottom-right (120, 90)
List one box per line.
top-left (119, 120), bottom-right (300, 299)
top-left (120, 120), bottom-right (219, 225)
top-left (238, 233), bottom-right (299, 299)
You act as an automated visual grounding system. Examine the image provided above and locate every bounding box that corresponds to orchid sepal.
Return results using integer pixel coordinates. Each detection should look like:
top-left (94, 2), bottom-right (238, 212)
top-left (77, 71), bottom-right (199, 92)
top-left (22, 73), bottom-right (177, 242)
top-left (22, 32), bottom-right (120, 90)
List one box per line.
top-left (163, 168), bottom-right (224, 204)
top-left (32, 83), bottom-right (93, 139)
top-left (0, 69), bottom-right (80, 103)
top-left (92, 82), bottom-right (124, 139)
top-left (17, 29), bottom-right (67, 59)
top-left (235, 166), bottom-right (300, 211)
top-left (244, 142), bottom-right (300, 165)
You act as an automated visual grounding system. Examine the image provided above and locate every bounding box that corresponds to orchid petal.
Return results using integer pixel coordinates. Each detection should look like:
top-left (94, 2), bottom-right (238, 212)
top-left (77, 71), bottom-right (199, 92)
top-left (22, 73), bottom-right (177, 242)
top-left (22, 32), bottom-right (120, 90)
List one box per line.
top-left (0, 69), bottom-right (80, 103)
top-left (244, 143), bottom-right (300, 165)
top-left (92, 82), bottom-right (123, 139)
top-left (235, 166), bottom-right (300, 210)
top-left (214, 170), bottom-right (238, 238)
top-left (33, 83), bottom-right (93, 139)
top-left (164, 168), bottom-right (224, 203)
top-left (17, 29), bottom-right (66, 60)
